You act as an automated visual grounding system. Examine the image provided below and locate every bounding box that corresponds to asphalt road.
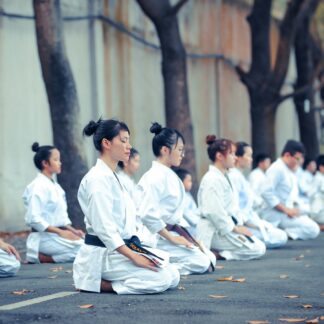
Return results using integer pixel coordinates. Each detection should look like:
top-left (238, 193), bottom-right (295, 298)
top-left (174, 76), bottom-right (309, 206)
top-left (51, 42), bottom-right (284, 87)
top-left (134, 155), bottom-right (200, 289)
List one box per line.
top-left (0, 233), bottom-right (323, 324)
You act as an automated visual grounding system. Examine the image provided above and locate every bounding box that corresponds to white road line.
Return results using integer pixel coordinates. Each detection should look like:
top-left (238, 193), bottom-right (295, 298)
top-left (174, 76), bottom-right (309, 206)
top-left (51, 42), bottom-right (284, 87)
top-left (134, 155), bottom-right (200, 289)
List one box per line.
top-left (0, 291), bottom-right (79, 311)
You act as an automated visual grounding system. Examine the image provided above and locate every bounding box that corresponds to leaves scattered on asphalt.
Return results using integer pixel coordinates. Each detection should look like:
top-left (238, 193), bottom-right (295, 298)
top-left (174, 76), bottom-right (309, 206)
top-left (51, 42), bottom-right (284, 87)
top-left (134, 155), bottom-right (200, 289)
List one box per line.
top-left (178, 286), bottom-right (186, 290)
top-left (12, 289), bottom-right (34, 295)
top-left (48, 275), bottom-right (58, 279)
top-left (232, 278), bottom-right (246, 283)
top-left (247, 321), bottom-right (270, 324)
top-left (278, 318), bottom-right (306, 322)
top-left (209, 295), bottom-right (227, 299)
top-left (306, 317), bottom-right (319, 323)
top-left (284, 295), bottom-right (299, 299)
top-left (65, 269), bottom-right (73, 273)
top-left (302, 304), bottom-right (313, 309)
top-left (295, 254), bottom-right (304, 261)
top-left (217, 276), bottom-right (245, 283)
top-left (79, 304), bottom-right (94, 309)
top-left (50, 266), bottom-right (64, 272)
top-left (215, 265), bottom-right (224, 269)
top-left (279, 274), bottom-right (289, 279)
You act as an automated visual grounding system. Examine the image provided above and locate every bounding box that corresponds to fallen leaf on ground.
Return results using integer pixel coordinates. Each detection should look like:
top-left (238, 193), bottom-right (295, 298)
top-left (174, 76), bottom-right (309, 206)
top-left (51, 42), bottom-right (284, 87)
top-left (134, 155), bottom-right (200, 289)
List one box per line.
top-left (50, 266), bottom-right (64, 272)
top-left (232, 278), bottom-right (246, 283)
top-left (12, 289), bottom-right (34, 295)
top-left (178, 286), bottom-right (186, 290)
top-left (48, 275), bottom-right (58, 279)
top-left (217, 276), bottom-right (233, 281)
top-left (278, 318), bottom-right (307, 323)
top-left (302, 304), bottom-right (313, 309)
top-left (209, 295), bottom-right (227, 299)
top-left (79, 304), bottom-right (94, 309)
top-left (247, 321), bottom-right (269, 324)
top-left (280, 274), bottom-right (289, 279)
top-left (284, 295), bottom-right (299, 299)
top-left (320, 316), bottom-right (324, 320)
top-left (215, 265), bottom-right (224, 269)
top-left (295, 254), bottom-right (304, 261)
top-left (65, 270), bottom-right (73, 273)
top-left (306, 317), bottom-right (319, 323)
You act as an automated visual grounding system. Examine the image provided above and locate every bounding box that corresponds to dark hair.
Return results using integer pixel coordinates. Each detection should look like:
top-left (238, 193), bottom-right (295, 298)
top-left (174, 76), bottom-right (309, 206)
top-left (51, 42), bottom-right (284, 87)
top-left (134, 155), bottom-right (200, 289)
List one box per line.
top-left (173, 168), bottom-right (191, 182)
top-left (205, 135), bottom-right (233, 162)
top-left (254, 153), bottom-right (270, 166)
top-left (31, 142), bottom-right (56, 171)
top-left (150, 122), bottom-right (185, 157)
top-left (118, 148), bottom-right (139, 169)
top-left (235, 141), bottom-right (250, 157)
top-left (303, 158), bottom-right (316, 170)
top-left (281, 140), bottom-right (305, 156)
top-left (83, 118), bottom-right (130, 152)
top-left (316, 155), bottom-right (324, 168)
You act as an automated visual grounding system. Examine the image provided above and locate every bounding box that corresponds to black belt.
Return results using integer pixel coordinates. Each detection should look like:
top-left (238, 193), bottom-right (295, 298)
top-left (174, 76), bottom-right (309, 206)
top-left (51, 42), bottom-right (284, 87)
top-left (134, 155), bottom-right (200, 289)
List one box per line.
top-left (231, 216), bottom-right (254, 243)
top-left (85, 234), bottom-right (164, 261)
top-left (32, 226), bottom-right (66, 232)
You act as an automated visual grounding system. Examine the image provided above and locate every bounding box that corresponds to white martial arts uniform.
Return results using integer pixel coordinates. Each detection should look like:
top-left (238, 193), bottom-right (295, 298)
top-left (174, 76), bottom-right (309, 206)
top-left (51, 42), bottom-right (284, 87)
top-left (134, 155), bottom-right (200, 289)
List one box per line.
top-left (309, 172), bottom-right (324, 224)
top-left (117, 170), bottom-right (137, 200)
top-left (23, 173), bottom-right (83, 263)
top-left (73, 159), bottom-right (180, 294)
top-left (0, 248), bottom-right (20, 277)
top-left (182, 192), bottom-right (201, 237)
top-left (137, 161), bottom-right (215, 275)
top-left (229, 168), bottom-right (287, 248)
top-left (197, 165), bottom-right (266, 261)
top-left (260, 158), bottom-right (320, 240)
top-left (248, 167), bottom-right (267, 210)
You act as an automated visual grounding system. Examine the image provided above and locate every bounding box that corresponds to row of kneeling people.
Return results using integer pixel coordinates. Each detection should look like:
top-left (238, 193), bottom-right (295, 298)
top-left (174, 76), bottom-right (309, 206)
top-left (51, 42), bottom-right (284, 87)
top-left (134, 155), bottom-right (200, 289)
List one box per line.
top-left (0, 119), bottom-right (321, 295)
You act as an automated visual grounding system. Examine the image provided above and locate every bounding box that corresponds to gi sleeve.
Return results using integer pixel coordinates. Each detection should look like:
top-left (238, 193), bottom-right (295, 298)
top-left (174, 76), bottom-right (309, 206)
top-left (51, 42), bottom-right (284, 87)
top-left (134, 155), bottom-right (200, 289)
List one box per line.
top-left (261, 167), bottom-right (282, 208)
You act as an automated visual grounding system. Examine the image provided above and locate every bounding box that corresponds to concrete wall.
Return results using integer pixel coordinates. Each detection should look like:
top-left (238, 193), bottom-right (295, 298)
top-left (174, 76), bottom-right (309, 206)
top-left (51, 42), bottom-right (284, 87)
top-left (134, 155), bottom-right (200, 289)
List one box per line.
top-left (0, 0), bottom-right (302, 231)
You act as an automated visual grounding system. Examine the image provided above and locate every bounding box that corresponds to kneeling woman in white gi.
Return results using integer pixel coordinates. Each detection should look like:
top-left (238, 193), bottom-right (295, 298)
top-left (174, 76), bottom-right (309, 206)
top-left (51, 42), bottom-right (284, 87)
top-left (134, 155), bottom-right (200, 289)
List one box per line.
top-left (0, 239), bottom-right (20, 277)
top-left (23, 143), bottom-right (84, 263)
top-left (137, 123), bottom-right (215, 275)
top-left (197, 136), bottom-right (266, 261)
top-left (73, 119), bottom-right (180, 294)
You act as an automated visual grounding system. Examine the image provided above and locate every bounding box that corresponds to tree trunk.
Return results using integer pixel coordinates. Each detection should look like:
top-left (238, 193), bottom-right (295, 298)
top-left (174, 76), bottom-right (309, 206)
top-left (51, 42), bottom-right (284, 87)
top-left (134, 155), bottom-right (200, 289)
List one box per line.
top-left (237, 0), bottom-right (308, 159)
top-left (136, 0), bottom-right (197, 190)
top-left (33, 0), bottom-right (88, 229)
top-left (293, 0), bottom-right (320, 159)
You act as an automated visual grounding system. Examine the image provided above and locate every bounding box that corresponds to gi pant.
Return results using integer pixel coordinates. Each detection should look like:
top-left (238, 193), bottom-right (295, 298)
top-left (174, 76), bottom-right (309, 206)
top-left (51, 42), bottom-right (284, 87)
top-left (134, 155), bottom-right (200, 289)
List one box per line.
top-left (0, 249), bottom-right (20, 277)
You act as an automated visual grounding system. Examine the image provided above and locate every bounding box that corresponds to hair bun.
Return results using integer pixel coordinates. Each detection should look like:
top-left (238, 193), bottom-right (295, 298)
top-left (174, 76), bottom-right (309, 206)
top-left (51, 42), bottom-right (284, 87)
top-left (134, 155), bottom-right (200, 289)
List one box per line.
top-left (83, 119), bottom-right (101, 136)
top-left (206, 135), bottom-right (217, 145)
top-left (150, 122), bottom-right (163, 135)
top-left (31, 142), bottom-right (40, 152)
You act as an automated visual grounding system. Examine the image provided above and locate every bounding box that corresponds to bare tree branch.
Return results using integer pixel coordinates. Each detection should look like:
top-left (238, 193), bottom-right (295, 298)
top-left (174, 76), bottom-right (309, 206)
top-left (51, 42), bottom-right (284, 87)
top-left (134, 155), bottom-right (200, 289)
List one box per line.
top-left (169, 0), bottom-right (189, 16)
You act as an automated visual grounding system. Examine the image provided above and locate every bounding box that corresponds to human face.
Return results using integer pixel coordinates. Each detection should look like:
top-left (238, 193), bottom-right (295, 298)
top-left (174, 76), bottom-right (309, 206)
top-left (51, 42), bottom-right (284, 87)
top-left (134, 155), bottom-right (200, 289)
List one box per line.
top-left (306, 161), bottom-right (316, 174)
top-left (43, 148), bottom-right (62, 175)
top-left (286, 152), bottom-right (303, 170)
top-left (182, 174), bottom-right (192, 192)
top-left (125, 153), bottom-right (140, 175)
top-left (237, 146), bottom-right (253, 170)
top-left (168, 138), bottom-right (185, 167)
top-left (221, 145), bottom-right (236, 169)
top-left (260, 158), bottom-right (271, 171)
top-left (108, 130), bottom-right (132, 164)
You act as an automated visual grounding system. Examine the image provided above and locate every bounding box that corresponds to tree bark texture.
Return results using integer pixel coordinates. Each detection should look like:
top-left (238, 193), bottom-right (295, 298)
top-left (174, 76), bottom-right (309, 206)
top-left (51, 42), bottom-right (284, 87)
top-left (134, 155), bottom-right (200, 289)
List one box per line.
top-left (237, 0), bottom-right (308, 159)
top-left (33, 0), bottom-right (88, 229)
top-left (136, 0), bottom-right (197, 191)
top-left (293, 0), bottom-right (320, 160)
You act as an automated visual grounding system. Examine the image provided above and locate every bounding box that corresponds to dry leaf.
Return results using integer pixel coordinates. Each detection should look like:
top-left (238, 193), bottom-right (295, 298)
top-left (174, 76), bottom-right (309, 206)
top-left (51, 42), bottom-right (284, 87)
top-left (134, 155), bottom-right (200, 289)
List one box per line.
top-left (209, 295), bottom-right (227, 299)
top-left (279, 318), bottom-right (307, 323)
top-left (247, 321), bottom-right (270, 324)
top-left (65, 270), bottom-right (73, 273)
top-left (284, 295), bottom-right (299, 299)
top-left (217, 276), bottom-right (233, 282)
top-left (12, 289), bottom-right (34, 295)
top-left (306, 317), bottom-right (319, 324)
top-left (178, 286), bottom-right (186, 290)
top-left (295, 254), bottom-right (304, 261)
top-left (232, 278), bottom-right (246, 283)
top-left (215, 265), bottom-right (224, 269)
top-left (280, 274), bottom-right (289, 279)
top-left (79, 304), bottom-right (94, 309)
top-left (50, 266), bottom-right (63, 272)
top-left (302, 304), bottom-right (313, 309)
top-left (48, 275), bottom-right (58, 279)
top-left (319, 316), bottom-right (324, 320)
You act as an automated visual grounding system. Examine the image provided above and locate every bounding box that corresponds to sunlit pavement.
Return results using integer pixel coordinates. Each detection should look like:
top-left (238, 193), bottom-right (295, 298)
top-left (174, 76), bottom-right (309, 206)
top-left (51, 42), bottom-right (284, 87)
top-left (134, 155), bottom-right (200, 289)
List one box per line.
top-left (0, 233), bottom-right (323, 324)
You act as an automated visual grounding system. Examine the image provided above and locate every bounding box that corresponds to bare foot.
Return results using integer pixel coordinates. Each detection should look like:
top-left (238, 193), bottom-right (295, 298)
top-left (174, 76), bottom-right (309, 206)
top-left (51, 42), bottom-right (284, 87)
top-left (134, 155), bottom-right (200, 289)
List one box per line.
top-left (319, 224), bottom-right (324, 232)
top-left (100, 279), bottom-right (115, 293)
top-left (38, 253), bottom-right (55, 263)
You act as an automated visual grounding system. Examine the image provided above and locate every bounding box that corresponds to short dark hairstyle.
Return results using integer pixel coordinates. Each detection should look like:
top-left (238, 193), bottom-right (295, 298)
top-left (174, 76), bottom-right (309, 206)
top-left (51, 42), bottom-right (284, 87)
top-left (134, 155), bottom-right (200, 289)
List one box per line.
top-left (31, 142), bottom-right (56, 171)
top-left (118, 148), bottom-right (139, 169)
top-left (150, 122), bottom-right (185, 157)
top-left (205, 135), bottom-right (233, 162)
top-left (316, 155), bottom-right (324, 168)
top-left (83, 118), bottom-right (130, 152)
top-left (173, 168), bottom-right (191, 182)
top-left (254, 153), bottom-right (270, 166)
top-left (303, 158), bottom-right (316, 170)
top-left (235, 142), bottom-right (250, 157)
top-left (281, 140), bottom-right (305, 157)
